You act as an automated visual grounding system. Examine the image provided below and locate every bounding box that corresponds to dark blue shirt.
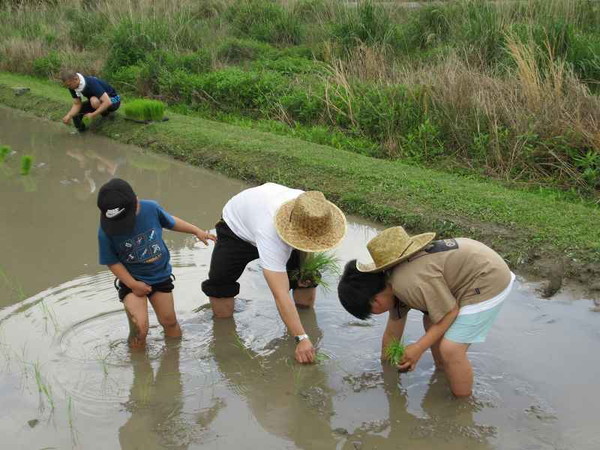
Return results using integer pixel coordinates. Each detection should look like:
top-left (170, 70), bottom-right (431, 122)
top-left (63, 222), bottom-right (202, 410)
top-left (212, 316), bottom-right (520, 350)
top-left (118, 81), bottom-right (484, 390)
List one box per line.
top-left (98, 200), bottom-right (176, 284)
top-left (70, 75), bottom-right (118, 101)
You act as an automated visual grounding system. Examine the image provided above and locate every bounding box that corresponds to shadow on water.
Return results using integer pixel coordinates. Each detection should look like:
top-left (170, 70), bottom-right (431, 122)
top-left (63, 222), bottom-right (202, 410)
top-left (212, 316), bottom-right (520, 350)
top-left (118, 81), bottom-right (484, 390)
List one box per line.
top-left (1, 106), bottom-right (600, 450)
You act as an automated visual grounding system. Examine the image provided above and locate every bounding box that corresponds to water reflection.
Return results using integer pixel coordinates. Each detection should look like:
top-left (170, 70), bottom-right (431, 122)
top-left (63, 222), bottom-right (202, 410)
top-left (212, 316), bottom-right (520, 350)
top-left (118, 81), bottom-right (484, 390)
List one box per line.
top-left (211, 309), bottom-right (338, 450)
top-left (341, 367), bottom-right (494, 449)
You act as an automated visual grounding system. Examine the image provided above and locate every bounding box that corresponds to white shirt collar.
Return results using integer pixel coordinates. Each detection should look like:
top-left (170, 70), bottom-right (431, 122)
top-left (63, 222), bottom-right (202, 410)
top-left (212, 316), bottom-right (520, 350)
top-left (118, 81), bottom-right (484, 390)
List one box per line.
top-left (74, 73), bottom-right (86, 97)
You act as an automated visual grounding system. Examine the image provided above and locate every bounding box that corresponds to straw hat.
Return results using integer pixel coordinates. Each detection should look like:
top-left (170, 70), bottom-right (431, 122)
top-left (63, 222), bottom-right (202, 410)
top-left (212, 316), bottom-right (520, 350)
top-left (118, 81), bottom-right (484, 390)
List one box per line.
top-left (357, 226), bottom-right (436, 273)
top-left (275, 191), bottom-right (347, 252)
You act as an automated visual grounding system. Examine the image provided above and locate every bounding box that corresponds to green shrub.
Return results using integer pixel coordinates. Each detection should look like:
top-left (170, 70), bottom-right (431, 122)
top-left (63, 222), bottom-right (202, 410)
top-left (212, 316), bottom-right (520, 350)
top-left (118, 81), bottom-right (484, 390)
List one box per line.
top-left (216, 38), bottom-right (276, 63)
top-left (123, 99), bottom-right (166, 122)
top-left (110, 65), bottom-right (143, 91)
top-left (331, 1), bottom-right (401, 51)
top-left (251, 56), bottom-right (327, 75)
top-left (104, 19), bottom-right (164, 75)
top-left (32, 52), bottom-right (61, 77)
top-left (278, 87), bottom-right (325, 123)
top-left (66, 7), bottom-right (109, 48)
top-left (226, 0), bottom-right (304, 45)
top-left (192, 68), bottom-right (288, 112)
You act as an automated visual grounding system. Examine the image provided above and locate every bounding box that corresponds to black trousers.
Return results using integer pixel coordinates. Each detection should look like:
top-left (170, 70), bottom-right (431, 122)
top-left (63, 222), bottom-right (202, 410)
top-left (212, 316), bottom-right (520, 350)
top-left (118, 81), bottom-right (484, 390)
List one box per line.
top-left (201, 220), bottom-right (301, 298)
top-left (73, 99), bottom-right (121, 131)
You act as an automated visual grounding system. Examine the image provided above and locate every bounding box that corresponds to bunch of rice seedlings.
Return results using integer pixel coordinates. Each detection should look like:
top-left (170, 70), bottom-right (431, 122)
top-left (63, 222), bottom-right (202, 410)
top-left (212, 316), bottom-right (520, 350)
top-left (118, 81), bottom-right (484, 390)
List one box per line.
top-left (82, 115), bottom-right (92, 128)
top-left (290, 252), bottom-right (340, 289)
top-left (384, 338), bottom-right (406, 366)
top-left (0, 145), bottom-right (10, 162)
top-left (20, 155), bottom-right (33, 175)
top-left (123, 99), bottom-right (166, 122)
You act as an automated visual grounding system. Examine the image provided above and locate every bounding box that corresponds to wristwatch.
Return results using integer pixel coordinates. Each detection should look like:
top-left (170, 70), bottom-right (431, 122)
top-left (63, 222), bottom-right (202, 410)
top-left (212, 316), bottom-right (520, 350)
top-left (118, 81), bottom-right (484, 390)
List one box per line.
top-left (294, 334), bottom-right (309, 344)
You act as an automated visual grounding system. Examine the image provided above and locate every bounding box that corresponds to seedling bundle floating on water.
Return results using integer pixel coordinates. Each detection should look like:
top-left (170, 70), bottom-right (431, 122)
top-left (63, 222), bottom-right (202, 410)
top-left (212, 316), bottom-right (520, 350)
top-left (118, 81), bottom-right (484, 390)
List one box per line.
top-left (123, 99), bottom-right (166, 122)
top-left (20, 155), bottom-right (33, 175)
top-left (289, 252), bottom-right (340, 289)
top-left (0, 145), bottom-right (10, 163)
top-left (384, 339), bottom-right (406, 366)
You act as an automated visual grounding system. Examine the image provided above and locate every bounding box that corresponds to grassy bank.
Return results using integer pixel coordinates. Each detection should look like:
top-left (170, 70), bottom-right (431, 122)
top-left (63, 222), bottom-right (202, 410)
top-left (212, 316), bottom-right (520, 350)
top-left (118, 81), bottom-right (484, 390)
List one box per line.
top-left (1, 72), bottom-right (598, 284)
top-left (1, 0), bottom-right (599, 197)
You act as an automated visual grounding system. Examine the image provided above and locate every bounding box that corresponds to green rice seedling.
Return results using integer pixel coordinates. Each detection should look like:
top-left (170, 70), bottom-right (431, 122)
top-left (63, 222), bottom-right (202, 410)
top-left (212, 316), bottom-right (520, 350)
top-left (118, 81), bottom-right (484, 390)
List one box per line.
top-left (314, 351), bottom-right (330, 363)
top-left (82, 115), bottom-right (92, 128)
top-left (20, 155), bottom-right (33, 175)
top-left (123, 99), bottom-right (166, 122)
top-left (33, 361), bottom-right (54, 410)
top-left (289, 252), bottom-right (340, 290)
top-left (384, 339), bottom-right (406, 366)
top-left (0, 145), bottom-right (10, 163)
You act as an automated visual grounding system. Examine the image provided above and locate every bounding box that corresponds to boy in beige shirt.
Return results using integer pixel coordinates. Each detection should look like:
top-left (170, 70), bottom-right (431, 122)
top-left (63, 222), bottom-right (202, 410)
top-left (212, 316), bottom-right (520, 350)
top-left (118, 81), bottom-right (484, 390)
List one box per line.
top-left (338, 227), bottom-right (514, 397)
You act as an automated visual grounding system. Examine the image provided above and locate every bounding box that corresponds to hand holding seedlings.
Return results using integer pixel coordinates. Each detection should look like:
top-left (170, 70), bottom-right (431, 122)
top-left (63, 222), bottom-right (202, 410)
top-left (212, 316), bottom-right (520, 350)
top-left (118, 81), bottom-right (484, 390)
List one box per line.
top-left (290, 252), bottom-right (340, 290)
top-left (384, 338), bottom-right (406, 366)
top-left (397, 344), bottom-right (424, 373)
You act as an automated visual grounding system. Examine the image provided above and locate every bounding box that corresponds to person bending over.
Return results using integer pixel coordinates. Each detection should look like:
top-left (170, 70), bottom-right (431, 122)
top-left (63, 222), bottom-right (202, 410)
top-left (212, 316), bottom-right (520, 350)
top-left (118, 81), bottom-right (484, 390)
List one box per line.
top-left (338, 227), bottom-right (514, 397)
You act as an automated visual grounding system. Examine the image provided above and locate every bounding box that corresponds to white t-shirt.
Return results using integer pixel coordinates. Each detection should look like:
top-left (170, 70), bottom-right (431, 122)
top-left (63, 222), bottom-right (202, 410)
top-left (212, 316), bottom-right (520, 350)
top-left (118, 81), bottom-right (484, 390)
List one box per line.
top-left (222, 183), bottom-right (304, 272)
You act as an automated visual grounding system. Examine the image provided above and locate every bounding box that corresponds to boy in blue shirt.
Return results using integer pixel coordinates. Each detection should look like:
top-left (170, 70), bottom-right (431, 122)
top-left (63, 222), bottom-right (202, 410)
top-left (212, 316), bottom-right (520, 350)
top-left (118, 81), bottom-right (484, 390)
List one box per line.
top-left (61, 70), bottom-right (121, 132)
top-left (97, 178), bottom-right (216, 348)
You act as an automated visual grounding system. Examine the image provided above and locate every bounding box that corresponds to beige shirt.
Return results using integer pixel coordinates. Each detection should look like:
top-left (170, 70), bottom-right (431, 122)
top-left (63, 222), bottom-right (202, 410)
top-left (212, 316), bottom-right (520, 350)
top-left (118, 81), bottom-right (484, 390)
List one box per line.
top-left (389, 238), bottom-right (511, 323)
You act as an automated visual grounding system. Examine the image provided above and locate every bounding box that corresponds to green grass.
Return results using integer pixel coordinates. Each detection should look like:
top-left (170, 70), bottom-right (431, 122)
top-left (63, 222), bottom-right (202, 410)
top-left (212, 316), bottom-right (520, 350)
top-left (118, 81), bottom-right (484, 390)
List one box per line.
top-left (384, 339), bottom-right (406, 366)
top-left (123, 99), bottom-right (165, 122)
top-left (0, 72), bottom-right (599, 282)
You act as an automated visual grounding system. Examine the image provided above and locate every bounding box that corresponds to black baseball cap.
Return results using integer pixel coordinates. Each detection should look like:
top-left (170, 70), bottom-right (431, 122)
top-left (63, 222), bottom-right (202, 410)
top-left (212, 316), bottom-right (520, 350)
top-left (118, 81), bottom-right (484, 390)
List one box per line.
top-left (97, 178), bottom-right (137, 236)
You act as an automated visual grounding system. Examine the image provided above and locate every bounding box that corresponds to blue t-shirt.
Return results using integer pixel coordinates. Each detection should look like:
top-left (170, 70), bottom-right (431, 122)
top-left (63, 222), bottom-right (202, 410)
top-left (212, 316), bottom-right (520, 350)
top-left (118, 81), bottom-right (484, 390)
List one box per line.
top-left (98, 200), bottom-right (176, 284)
top-left (70, 76), bottom-right (118, 101)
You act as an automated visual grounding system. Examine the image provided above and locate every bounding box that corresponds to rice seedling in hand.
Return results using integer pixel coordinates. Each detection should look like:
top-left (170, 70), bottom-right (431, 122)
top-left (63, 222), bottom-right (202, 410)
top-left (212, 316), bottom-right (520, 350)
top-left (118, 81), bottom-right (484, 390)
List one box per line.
top-left (384, 339), bottom-right (406, 366)
top-left (123, 99), bottom-right (166, 122)
top-left (0, 145), bottom-right (10, 162)
top-left (20, 155), bottom-right (33, 175)
top-left (290, 252), bottom-right (340, 290)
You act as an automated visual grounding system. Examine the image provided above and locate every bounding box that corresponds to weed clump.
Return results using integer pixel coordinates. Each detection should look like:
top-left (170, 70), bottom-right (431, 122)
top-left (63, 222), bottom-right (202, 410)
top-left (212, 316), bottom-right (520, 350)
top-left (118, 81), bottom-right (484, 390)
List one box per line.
top-left (289, 252), bottom-right (340, 289)
top-left (384, 339), bottom-right (406, 366)
top-left (123, 99), bottom-right (166, 122)
top-left (20, 155), bottom-right (33, 175)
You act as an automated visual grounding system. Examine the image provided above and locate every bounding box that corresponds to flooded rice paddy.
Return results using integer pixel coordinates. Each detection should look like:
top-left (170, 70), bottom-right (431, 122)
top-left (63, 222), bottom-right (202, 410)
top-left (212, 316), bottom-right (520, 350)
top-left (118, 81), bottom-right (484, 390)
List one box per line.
top-left (0, 106), bottom-right (599, 450)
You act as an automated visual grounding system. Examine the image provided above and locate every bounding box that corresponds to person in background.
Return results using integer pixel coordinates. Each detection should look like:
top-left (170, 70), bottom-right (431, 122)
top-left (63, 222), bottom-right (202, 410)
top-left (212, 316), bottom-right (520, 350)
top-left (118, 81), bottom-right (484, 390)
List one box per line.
top-left (61, 70), bottom-right (121, 132)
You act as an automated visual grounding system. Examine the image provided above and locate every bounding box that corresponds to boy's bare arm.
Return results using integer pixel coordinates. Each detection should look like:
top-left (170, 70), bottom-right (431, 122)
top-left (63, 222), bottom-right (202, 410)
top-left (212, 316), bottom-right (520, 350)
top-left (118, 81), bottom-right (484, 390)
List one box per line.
top-left (170, 216), bottom-right (217, 245)
top-left (108, 263), bottom-right (151, 297)
top-left (381, 314), bottom-right (407, 361)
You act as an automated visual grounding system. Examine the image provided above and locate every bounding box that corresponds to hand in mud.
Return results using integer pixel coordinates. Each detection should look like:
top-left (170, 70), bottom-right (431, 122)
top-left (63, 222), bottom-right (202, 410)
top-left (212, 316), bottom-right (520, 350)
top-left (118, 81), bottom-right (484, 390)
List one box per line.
top-left (62, 114), bottom-right (72, 125)
top-left (195, 229), bottom-right (217, 245)
top-left (398, 344), bottom-right (423, 373)
top-left (132, 281), bottom-right (152, 297)
top-left (295, 338), bottom-right (315, 364)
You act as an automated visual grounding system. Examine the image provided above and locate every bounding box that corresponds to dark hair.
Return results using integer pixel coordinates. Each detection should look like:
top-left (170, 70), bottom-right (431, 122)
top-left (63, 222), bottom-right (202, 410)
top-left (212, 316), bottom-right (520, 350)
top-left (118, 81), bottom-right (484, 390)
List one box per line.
top-left (337, 260), bottom-right (387, 320)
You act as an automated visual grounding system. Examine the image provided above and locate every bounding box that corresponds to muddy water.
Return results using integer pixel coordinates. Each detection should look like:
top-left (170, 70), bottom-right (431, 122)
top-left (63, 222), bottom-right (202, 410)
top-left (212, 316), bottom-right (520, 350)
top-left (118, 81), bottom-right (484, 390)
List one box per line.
top-left (0, 106), bottom-right (599, 450)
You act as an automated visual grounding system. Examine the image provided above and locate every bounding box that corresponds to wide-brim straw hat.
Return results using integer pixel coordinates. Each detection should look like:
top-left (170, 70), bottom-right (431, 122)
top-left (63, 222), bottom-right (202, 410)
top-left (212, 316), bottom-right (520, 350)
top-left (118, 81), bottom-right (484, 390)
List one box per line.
top-left (357, 226), bottom-right (436, 273)
top-left (275, 191), bottom-right (347, 252)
